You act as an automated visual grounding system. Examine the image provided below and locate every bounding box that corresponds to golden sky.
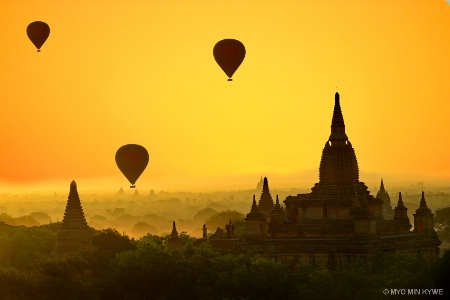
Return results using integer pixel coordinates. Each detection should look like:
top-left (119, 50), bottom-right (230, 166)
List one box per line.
top-left (1, 0), bottom-right (449, 192)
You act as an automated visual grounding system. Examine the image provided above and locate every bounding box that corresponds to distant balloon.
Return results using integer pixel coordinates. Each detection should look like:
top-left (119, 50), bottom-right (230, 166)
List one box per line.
top-left (213, 39), bottom-right (246, 81)
top-left (27, 21), bottom-right (50, 52)
top-left (115, 144), bottom-right (149, 188)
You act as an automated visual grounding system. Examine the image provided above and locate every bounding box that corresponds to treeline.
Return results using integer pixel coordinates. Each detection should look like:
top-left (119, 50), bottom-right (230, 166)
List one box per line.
top-left (0, 223), bottom-right (449, 300)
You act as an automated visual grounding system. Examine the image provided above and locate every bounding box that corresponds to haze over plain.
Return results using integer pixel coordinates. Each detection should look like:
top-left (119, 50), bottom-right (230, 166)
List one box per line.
top-left (1, 0), bottom-right (450, 192)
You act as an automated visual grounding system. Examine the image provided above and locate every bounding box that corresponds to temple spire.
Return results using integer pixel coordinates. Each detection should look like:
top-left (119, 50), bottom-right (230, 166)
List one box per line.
top-left (168, 221), bottom-right (182, 248)
top-left (419, 191), bottom-right (428, 208)
top-left (397, 192), bottom-right (405, 208)
top-left (329, 92), bottom-right (348, 145)
top-left (52, 180), bottom-right (92, 256)
top-left (380, 178), bottom-right (385, 191)
top-left (257, 177), bottom-right (275, 218)
top-left (171, 221), bottom-right (178, 235)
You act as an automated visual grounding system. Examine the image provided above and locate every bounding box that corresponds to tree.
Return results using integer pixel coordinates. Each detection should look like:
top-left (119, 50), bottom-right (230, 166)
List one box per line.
top-left (435, 206), bottom-right (450, 242)
top-left (92, 228), bottom-right (136, 255)
top-left (205, 210), bottom-right (245, 231)
top-left (193, 207), bottom-right (218, 223)
top-left (130, 222), bottom-right (158, 238)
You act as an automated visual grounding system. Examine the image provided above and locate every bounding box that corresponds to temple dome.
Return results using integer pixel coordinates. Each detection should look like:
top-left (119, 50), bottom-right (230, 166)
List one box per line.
top-left (319, 93), bottom-right (359, 183)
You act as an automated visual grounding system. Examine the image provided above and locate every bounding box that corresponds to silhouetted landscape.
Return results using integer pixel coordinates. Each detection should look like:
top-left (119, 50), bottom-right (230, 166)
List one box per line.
top-left (2, 1), bottom-right (450, 299)
top-left (1, 183), bottom-right (450, 299)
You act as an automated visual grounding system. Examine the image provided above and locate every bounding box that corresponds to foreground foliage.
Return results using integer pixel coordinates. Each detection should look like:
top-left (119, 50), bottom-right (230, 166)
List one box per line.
top-left (0, 223), bottom-right (448, 300)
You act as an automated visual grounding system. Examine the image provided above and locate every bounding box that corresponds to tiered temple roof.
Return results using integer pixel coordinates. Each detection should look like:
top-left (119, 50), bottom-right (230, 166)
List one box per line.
top-left (285, 93), bottom-right (383, 217)
top-left (257, 177), bottom-right (275, 218)
top-left (52, 181), bottom-right (92, 255)
top-left (245, 196), bottom-right (265, 221)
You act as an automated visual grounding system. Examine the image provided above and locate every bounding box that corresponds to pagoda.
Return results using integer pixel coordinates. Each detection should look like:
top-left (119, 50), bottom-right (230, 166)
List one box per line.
top-left (393, 192), bottom-right (412, 232)
top-left (255, 176), bottom-right (264, 193)
top-left (257, 177), bottom-right (275, 219)
top-left (376, 179), bottom-right (394, 220)
top-left (245, 196), bottom-right (266, 237)
top-left (284, 92), bottom-right (383, 223)
top-left (195, 92), bottom-right (440, 268)
top-left (52, 181), bottom-right (92, 255)
top-left (167, 221), bottom-right (182, 249)
top-left (413, 192), bottom-right (435, 234)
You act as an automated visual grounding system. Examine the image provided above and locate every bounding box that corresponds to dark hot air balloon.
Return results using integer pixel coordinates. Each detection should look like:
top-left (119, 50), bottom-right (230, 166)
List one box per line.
top-left (27, 21), bottom-right (50, 52)
top-left (115, 144), bottom-right (149, 188)
top-left (213, 39), bottom-right (246, 81)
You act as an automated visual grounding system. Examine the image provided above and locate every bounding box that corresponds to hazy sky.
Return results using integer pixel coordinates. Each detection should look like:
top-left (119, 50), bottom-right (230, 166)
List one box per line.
top-left (1, 1), bottom-right (450, 192)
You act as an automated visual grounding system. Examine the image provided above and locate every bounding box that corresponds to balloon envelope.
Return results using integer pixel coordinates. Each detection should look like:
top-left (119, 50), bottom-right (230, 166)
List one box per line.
top-left (27, 21), bottom-right (50, 52)
top-left (115, 144), bottom-right (149, 188)
top-left (213, 39), bottom-right (246, 81)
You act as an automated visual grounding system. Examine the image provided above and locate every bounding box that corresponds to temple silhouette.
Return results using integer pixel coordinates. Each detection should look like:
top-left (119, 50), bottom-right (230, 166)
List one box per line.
top-left (194, 92), bottom-right (440, 267)
top-left (52, 181), bottom-right (92, 256)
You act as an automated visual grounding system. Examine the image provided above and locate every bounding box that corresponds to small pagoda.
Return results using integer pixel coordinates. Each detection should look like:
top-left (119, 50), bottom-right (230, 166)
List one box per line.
top-left (376, 179), bottom-right (394, 220)
top-left (167, 221), bottom-right (182, 249)
top-left (52, 180), bottom-right (92, 255)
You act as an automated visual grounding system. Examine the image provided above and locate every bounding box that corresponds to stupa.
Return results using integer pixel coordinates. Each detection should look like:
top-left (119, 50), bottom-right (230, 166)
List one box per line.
top-left (257, 177), bottom-right (275, 219)
top-left (376, 179), bottom-right (394, 220)
top-left (52, 181), bottom-right (92, 255)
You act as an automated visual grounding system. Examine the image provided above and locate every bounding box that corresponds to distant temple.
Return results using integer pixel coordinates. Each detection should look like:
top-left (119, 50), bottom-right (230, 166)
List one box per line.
top-left (167, 221), bottom-right (182, 249)
top-left (117, 186), bottom-right (125, 195)
top-left (255, 176), bottom-right (264, 193)
top-left (52, 181), bottom-right (92, 256)
top-left (195, 92), bottom-right (440, 267)
top-left (376, 179), bottom-right (394, 220)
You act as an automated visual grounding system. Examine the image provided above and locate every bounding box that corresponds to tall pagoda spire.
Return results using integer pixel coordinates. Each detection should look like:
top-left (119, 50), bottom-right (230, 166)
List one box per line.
top-left (319, 92), bottom-right (359, 183)
top-left (257, 177), bottom-right (275, 218)
top-left (52, 181), bottom-right (92, 255)
top-left (329, 92), bottom-right (348, 145)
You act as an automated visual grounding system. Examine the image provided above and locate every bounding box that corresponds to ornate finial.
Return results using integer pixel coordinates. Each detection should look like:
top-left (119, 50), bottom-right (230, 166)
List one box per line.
top-left (420, 191), bottom-right (428, 208)
top-left (329, 92), bottom-right (348, 144)
top-left (397, 192), bottom-right (405, 208)
top-left (380, 178), bottom-right (384, 190)
top-left (276, 195), bottom-right (279, 204)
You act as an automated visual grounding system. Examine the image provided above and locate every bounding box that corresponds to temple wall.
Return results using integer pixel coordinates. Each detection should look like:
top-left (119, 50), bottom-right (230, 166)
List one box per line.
top-left (354, 220), bottom-right (377, 235)
top-left (324, 207), bottom-right (352, 219)
top-left (245, 221), bottom-right (263, 237)
top-left (304, 206), bottom-right (323, 220)
top-left (368, 204), bottom-right (383, 218)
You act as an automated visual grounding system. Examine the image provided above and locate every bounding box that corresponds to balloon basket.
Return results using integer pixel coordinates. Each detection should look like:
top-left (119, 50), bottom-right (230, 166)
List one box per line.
top-left (130, 185), bottom-right (135, 188)
top-left (227, 78), bottom-right (233, 81)
top-left (37, 49), bottom-right (41, 52)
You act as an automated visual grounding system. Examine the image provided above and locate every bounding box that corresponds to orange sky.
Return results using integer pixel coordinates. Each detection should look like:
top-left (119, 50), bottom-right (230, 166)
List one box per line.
top-left (1, 0), bottom-right (450, 193)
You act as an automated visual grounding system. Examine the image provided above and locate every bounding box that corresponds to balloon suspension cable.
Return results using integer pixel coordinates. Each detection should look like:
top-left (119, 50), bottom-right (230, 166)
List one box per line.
top-left (130, 185), bottom-right (136, 188)
top-left (227, 78), bottom-right (233, 81)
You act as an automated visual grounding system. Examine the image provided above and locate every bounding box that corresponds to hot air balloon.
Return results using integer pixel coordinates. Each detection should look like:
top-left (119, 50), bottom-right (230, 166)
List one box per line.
top-left (27, 21), bottom-right (50, 52)
top-left (213, 39), bottom-right (246, 81)
top-left (115, 144), bottom-right (149, 188)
